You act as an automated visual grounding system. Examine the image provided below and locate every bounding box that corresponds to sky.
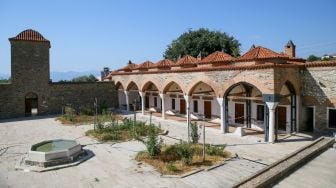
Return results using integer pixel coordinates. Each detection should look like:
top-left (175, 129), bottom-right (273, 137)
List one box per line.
top-left (0, 0), bottom-right (336, 75)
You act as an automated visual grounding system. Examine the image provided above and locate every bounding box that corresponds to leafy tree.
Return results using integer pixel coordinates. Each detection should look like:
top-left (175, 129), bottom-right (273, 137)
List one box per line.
top-left (164, 28), bottom-right (241, 60)
top-left (71, 74), bottom-right (98, 82)
top-left (307, 54), bottom-right (320, 62)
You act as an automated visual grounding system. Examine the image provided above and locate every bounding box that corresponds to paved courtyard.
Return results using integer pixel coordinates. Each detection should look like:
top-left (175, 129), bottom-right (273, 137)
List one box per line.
top-left (0, 114), bottom-right (313, 188)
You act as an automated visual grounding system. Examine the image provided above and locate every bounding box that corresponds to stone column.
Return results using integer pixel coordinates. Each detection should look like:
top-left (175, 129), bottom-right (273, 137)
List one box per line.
top-left (124, 91), bottom-right (130, 111)
top-left (266, 102), bottom-right (278, 143)
top-left (184, 95), bottom-right (191, 142)
top-left (139, 92), bottom-right (145, 115)
top-left (159, 93), bottom-right (166, 119)
top-left (216, 97), bottom-right (226, 134)
top-left (296, 95), bottom-right (300, 132)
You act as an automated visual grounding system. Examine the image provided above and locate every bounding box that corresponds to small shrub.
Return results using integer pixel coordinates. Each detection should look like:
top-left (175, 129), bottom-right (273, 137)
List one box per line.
top-left (175, 142), bottom-right (195, 165)
top-left (65, 106), bottom-right (76, 115)
top-left (206, 144), bottom-right (226, 156)
top-left (95, 121), bottom-right (104, 130)
top-left (101, 131), bottom-right (121, 141)
top-left (166, 163), bottom-right (178, 172)
top-left (145, 126), bottom-right (163, 157)
top-left (99, 101), bottom-right (108, 113)
top-left (190, 122), bottom-right (199, 144)
top-left (80, 106), bottom-right (94, 116)
top-left (162, 144), bottom-right (181, 162)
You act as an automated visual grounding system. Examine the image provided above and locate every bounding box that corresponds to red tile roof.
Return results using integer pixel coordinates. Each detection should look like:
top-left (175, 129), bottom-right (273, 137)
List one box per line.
top-left (137, 61), bottom-right (154, 69)
top-left (199, 51), bottom-right (234, 64)
top-left (238, 46), bottom-right (286, 61)
top-left (175, 55), bottom-right (198, 66)
top-left (9, 29), bottom-right (50, 43)
top-left (153, 59), bottom-right (174, 68)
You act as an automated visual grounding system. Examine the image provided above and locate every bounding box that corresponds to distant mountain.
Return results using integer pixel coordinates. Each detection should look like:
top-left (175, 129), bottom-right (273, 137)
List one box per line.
top-left (0, 73), bottom-right (10, 79)
top-left (0, 71), bottom-right (101, 81)
top-left (51, 71), bottom-right (101, 82)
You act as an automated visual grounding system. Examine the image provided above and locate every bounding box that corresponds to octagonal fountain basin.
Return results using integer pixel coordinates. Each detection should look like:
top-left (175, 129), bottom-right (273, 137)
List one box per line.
top-left (25, 139), bottom-right (83, 167)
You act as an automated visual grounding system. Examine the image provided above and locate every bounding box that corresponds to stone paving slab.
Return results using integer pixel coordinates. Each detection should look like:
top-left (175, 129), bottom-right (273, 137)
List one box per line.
top-left (0, 115), bottom-right (313, 188)
top-left (274, 148), bottom-right (336, 188)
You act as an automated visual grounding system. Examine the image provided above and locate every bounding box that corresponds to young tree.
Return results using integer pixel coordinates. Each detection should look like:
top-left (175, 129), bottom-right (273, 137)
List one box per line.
top-left (164, 28), bottom-right (241, 60)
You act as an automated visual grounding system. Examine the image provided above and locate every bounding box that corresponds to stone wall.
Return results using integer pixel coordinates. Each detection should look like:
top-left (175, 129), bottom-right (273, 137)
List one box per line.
top-left (48, 82), bottom-right (117, 115)
top-left (0, 84), bottom-right (14, 118)
top-left (0, 82), bottom-right (117, 119)
top-left (301, 66), bottom-right (336, 132)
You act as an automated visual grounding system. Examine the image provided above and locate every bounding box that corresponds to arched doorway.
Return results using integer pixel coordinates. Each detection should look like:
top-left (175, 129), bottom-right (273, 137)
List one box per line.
top-left (163, 81), bottom-right (184, 115)
top-left (142, 81), bottom-right (159, 110)
top-left (25, 92), bottom-right (38, 116)
top-left (126, 81), bottom-right (141, 111)
top-left (223, 82), bottom-right (265, 136)
top-left (188, 81), bottom-right (216, 120)
top-left (116, 82), bottom-right (127, 110)
top-left (276, 81), bottom-right (297, 138)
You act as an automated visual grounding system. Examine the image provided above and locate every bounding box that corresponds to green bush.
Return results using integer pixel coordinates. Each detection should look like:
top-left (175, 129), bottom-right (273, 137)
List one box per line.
top-left (101, 131), bottom-right (121, 141)
top-left (174, 142), bottom-right (195, 165)
top-left (145, 125), bottom-right (163, 157)
top-left (163, 144), bottom-right (181, 162)
top-left (166, 163), bottom-right (178, 172)
top-left (99, 101), bottom-right (108, 113)
top-left (64, 106), bottom-right (76, 115)
top-left (206, 144), bottom-right (226, 156)
top-left (190, 122), bottom-right (199, 144)
top-left (95, 121), bottom-right (105, 130)
top-left (80, 106), bottom-right (94, 116)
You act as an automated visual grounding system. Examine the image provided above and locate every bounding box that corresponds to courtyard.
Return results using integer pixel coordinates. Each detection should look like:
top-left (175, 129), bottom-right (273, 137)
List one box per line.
top-left (0, 114), bottom-right (314, 188)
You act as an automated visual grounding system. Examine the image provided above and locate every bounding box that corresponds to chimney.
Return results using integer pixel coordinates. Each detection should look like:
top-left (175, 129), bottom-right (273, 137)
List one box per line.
top-left (284, 40), bottom-right (296, 57)
top-left (197, 52), bottom-right (202, 61)
top-left (101, 67), bottom-right (110, 81)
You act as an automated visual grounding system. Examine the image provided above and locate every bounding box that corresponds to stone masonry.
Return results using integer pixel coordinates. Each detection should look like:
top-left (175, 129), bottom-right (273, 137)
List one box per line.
top-left (0, 29), bottom-right (117, 119)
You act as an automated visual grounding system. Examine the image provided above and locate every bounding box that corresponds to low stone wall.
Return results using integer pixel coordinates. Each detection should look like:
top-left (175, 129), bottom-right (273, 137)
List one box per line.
top-left (0, 82), bottom-right (118, 119)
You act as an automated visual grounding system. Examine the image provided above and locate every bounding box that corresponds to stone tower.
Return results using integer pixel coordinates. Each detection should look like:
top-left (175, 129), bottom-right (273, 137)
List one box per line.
top-left (9, 29), bottom-right (51, 116)
top-left (284, 40), bottom-right (296, 57)
top-left (9, 29), bottom-right (51, 86)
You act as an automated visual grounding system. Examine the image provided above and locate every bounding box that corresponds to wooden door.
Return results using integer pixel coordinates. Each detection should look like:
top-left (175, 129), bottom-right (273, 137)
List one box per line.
top-left (145, 96), bottom-right (149, 109)
top-left (235, 103), bottom-right (244, 124)
top-left (204, 101), bottom-right (212, 119)
top-left (25, 99), bottom-right (32, 115)
top-left (180, 99), bottom-right (186, 114)
top-left (278, 106), bottom-right (287, 131)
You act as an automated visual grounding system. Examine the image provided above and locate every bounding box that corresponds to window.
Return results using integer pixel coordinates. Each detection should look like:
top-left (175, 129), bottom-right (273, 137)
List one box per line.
top-left (193, 100), bottom-right (198, 113)
top-left (172, 98), bottom-right (175, 110)
top-left (154, 97), bottom-right (157, 107)
top-left (328, 108), bottom-right (336, 128)
top-left (257, 105), bottom-right (264, 121)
